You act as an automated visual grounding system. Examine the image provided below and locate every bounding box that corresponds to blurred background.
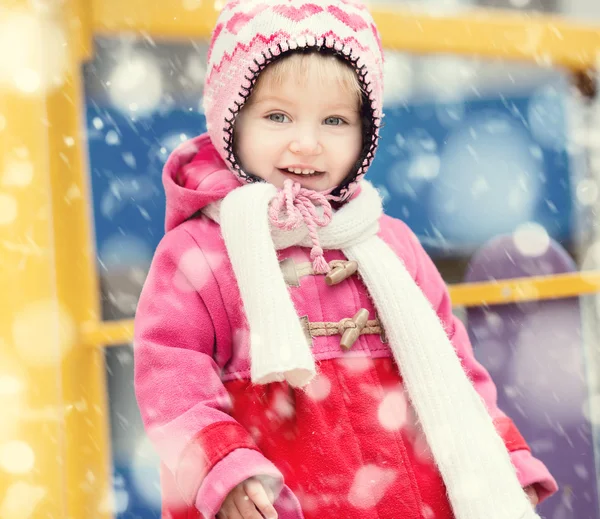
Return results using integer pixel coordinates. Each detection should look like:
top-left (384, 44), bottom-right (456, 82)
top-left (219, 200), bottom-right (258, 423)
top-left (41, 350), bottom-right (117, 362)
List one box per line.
top-left (2, 0), bottom-right (600, 517)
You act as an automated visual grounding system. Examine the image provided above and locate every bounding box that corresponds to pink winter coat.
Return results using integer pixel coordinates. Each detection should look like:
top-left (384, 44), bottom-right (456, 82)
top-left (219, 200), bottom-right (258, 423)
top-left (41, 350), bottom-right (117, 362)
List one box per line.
top-left (134, 134), bottom-right (558, 519)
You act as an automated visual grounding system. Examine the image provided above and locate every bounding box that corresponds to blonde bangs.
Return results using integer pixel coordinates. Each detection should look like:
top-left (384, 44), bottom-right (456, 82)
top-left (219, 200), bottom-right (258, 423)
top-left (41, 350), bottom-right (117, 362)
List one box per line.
top-left (254, 52), bottom-right (363, 107)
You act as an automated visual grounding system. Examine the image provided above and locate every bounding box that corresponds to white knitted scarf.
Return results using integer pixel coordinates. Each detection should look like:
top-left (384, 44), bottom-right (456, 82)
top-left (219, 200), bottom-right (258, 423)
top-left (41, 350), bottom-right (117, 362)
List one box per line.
top-left (206, 180), bottom-right (539, 519)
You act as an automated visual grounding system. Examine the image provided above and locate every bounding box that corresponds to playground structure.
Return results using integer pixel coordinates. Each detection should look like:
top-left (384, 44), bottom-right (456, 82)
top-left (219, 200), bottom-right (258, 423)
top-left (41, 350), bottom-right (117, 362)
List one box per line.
top-left (2, 0), bottom-right (600, 517)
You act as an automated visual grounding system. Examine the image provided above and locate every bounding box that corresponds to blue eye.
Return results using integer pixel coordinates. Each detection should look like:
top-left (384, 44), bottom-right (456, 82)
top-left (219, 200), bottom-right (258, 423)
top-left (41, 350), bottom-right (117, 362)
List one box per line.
top-left (268, 113), bottom-right (289, 123)
top-left (324, 117), bottom-right (344, 126)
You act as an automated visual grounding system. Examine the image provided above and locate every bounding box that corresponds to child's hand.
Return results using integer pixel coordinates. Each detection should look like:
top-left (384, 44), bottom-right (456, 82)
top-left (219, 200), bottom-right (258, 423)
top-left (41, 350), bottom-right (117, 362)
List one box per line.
top-left (217, 477), bottom-right (278, 519)
top-left (524, 485), bottom-right (539, 507)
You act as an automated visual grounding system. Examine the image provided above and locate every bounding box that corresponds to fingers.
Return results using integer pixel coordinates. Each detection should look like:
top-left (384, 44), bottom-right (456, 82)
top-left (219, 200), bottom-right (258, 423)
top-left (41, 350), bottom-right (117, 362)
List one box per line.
top-left (525, 485), bottom-right (539, 507)
top-left (218, 478), bottom-right (279, 519)
top-left (234, 489), bottom-right (264, 519)
top-left (244, 479), bottom-right (278, 519)
top-left (217, 502), bottom-right (243, 519)
top-left (218, 486), bottom-right (244, 519)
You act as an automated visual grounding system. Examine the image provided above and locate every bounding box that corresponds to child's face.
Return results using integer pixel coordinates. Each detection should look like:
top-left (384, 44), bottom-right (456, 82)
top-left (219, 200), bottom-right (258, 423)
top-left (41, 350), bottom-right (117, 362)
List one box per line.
top-left (234, 67), bottom-right (362, 192)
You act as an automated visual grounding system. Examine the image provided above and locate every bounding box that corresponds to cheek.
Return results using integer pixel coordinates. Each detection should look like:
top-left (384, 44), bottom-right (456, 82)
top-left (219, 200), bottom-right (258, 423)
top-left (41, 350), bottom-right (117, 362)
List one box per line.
top-left (237, 137), bottom-right (254, 168)
top-left (335, 131), bottom-right (363, 169)
top-left (328, 131), bottom-right (363, 184)
top-left (236, 126), bottom-right (263, 169)
top-left (249, 136), bottom-right (278, 162)
top-left (237, 127), bottom-right (285, 174)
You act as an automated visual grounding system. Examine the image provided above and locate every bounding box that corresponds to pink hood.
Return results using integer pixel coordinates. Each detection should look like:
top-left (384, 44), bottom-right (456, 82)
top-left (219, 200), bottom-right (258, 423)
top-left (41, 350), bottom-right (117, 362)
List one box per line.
top-left (163, 133), bottom-right (241, 232)
top-left (203, 0), bottom-right (384, 201)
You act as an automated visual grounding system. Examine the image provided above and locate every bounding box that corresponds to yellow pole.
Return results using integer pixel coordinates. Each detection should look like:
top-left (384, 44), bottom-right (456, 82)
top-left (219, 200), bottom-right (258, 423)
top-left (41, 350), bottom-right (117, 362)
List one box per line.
top-left (90, 0), bottom-right (600, 70)
top-left (0, 0), bottom-right (112, 517)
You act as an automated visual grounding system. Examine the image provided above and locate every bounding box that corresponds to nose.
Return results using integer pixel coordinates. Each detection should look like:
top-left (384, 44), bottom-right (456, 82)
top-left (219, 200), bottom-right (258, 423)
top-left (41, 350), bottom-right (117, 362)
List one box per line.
top-left (289, 126), bottom-right (322, 156)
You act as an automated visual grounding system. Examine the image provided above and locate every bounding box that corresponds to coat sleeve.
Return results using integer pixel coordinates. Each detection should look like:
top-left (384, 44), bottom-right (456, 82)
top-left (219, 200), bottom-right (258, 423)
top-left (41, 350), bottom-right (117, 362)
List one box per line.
top-left (404, 228), bottom-right (558, 503)
top-left (134, 227), bottom-right (283, 517)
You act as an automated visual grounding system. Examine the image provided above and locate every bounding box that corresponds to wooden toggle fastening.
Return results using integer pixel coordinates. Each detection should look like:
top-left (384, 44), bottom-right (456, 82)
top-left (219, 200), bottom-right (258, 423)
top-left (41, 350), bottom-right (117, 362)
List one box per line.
top-left (325, 260), bottom-right (359, 286)
top-left (280, 258), bottom-right (359, 286)
top-left (339, 309), bottom-right (370, 350)
top-left (300, 312), bottom-right (385, 349)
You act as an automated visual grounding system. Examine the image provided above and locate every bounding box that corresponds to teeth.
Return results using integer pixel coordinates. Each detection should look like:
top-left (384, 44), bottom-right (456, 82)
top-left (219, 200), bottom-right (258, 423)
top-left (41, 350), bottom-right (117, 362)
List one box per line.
top-left (286, 168), bottom-right (317, 175)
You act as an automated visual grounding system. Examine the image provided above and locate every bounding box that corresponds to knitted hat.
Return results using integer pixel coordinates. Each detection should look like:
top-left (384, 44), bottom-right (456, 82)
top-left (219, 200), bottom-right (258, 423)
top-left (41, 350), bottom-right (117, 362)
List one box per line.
top-left (203, 0), bottom-right (385, 201)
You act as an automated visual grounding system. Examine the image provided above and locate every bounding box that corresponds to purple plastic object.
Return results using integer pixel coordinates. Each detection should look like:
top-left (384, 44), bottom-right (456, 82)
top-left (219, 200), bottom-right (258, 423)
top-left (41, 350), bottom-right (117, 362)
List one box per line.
top-left (465, 234), bottom-right (599, 519)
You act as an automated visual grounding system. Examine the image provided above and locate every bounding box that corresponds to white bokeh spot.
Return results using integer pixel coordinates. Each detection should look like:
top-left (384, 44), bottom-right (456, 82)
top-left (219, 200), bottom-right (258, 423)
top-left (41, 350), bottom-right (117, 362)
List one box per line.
top-left (105, 130), bottom-right (121, 146)
top-left (378, 390), bottom-right (408, 431)
top-left (408, 154), bottom-right (441, 182)
top-left (108, 52), bottom-right (163, 117)
top-left (485, 311), bottom-right (504, 334)
top-left (576, 179), bottom-right (598, 206)
top-left (304, 374), bottom-right (332, 402)
top-left (0, 354), bottom-right (26, 442)
top-left (99, 476), bottom-right (130, 515)
top-left (3, 158), bottom-right (34, 188)
top-left (273, 391), bottom-right (295, 419)
top-left (412, 427), bottom-right (434, 462)
top-left (383, 52), bottom-right (412, 105)
top-left (513, 222), bottom-right (551, 257)
top-left (388, 128), bottom-right (440, 198)
top-left (174, 248), bottom-right (217, 293)
top-left (335, 356), bottom-right (374, 373)
top-left (0, 441), bottom-right (35, 474)
top-left (92, 117), bottom-right (104, 130)
top-left (419, 55), bottom-right (477, 102)
top-left (348, 464), bottom-right (397, 509)
top-left (14, 69), bottom-right (41, 93)
top-left (0, 482), bottom-right (46, 519)
top-left (13, 300), bottom-right (76, 367)
top-left (0, 11), bottom-right (68, 94)
top-left (0, 374), bottom-right (24, 397)
top-left (574, 463), bottom-right (589, 480)
top-left (0, 193), bottom-right (18, 225)
top-left (182, 0), bottom-right (203, 10)
top-left (422, 504), bottom-right (435, 519)
top-left (151, 132), bottom-right (194, 166)
top-left (186, 54), bottom-right (206, 83)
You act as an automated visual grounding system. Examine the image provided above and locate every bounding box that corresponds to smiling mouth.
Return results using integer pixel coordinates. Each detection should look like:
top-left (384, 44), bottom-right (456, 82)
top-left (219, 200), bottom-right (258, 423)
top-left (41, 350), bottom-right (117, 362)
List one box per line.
top-left (278, 167), bottom-right (325, 177)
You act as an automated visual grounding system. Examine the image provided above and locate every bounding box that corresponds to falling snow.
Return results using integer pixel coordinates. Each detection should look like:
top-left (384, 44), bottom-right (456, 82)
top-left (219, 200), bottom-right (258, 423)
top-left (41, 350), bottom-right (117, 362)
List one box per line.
top-left (3, 6), bottom-right (600, 518)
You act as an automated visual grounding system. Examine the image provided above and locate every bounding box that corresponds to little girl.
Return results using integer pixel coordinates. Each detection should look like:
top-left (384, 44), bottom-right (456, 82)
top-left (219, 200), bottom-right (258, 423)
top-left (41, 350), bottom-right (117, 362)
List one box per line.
top-left (134, 1), bottom-right (557, 518)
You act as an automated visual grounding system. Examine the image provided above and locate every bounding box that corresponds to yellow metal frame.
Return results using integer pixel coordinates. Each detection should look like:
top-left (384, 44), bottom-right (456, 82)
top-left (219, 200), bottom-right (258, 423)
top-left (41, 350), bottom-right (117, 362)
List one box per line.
top-left (2, 1), bottom-right (600, 517)
top-left (1, 0), bottom-right (109, 517)
top-left (79, 270), bottom-right (600, 347)
top-left (91, 1), bottom-right (600, 70)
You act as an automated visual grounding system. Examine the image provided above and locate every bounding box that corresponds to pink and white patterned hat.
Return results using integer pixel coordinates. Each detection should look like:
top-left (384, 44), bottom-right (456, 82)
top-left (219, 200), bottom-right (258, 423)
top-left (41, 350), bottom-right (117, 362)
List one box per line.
top-left (203, 0), bottom-right (385, 201)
